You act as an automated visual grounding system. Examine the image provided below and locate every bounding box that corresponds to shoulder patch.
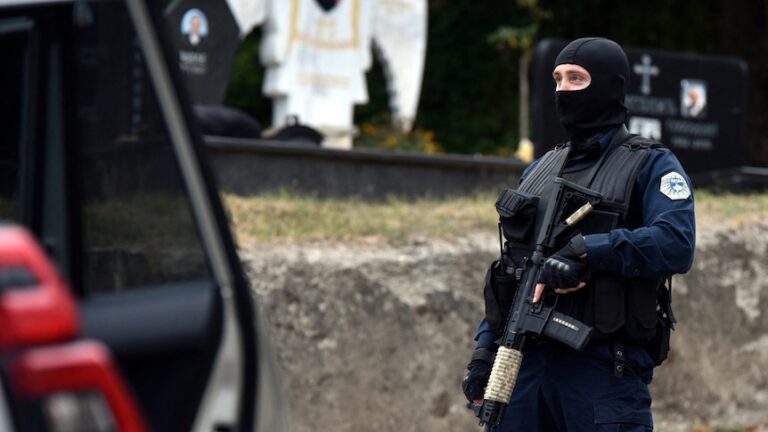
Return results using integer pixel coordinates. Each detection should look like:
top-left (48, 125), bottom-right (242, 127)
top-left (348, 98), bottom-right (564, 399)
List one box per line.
top-left (660, 171), bottom-right (691, 200)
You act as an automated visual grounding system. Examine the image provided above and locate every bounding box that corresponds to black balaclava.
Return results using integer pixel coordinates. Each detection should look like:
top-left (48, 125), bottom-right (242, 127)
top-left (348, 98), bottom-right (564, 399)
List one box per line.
top-left (554, 37), bottom-right (630, 145)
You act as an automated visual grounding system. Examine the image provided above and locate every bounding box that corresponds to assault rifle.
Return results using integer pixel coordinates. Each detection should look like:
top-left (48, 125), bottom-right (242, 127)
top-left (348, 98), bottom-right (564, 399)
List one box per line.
top-left (475, 177), bottom-right (603, 429)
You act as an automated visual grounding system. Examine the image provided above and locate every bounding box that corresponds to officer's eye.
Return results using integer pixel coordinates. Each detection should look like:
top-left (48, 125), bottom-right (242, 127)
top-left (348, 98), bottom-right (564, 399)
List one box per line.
top-left (570, 74), bottom-right (585, 83)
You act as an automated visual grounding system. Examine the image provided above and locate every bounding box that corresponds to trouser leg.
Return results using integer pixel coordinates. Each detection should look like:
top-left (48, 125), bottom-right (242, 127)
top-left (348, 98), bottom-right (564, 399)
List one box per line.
top-left (489, 341), bottom-right (654, 432)
top-left (541, 342), bottom-right (655, 432)
top-left (491, 345), bottom-right (548, 432)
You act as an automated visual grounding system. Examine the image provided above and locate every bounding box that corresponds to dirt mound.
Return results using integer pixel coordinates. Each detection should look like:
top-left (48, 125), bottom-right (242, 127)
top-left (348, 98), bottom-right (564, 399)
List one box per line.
top-left (241, 224), bottom-right (768, 431)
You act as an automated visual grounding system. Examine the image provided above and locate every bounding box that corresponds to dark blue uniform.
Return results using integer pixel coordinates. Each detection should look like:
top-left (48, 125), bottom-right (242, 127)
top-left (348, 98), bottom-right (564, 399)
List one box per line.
top-left (475, 128), bottom-right (696, 431)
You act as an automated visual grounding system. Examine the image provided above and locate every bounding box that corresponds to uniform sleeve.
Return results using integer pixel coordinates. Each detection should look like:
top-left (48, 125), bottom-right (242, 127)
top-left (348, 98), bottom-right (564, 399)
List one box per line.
top-left (474, 320), bottom-right (500, 350)
top-left (583, 149), bottom-right (696, 278)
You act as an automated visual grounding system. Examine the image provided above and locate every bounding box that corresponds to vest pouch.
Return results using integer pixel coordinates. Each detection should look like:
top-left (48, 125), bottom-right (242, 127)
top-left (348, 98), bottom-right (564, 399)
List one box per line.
top-left (590, 273), bottom-right (626, 336)
top-left (483, 260), bottom-right (520, 332)
top-left (495, 189), bottom-right (539, 243)
top-left (623, 278), bottom-right (659, 341)
top-left (645, 282), bottom-right (674, 365)
top-left (645, 314), bottom-right (672, 366)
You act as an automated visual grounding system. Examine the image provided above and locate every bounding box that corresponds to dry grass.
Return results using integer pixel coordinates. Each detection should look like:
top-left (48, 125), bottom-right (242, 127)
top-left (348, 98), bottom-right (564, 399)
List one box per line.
top-left (694, 191), bottom-right (768, 229)
top-left (223, 192), bottom-right (499, 247)
top-left (223, 191), bottom-right (768, 247)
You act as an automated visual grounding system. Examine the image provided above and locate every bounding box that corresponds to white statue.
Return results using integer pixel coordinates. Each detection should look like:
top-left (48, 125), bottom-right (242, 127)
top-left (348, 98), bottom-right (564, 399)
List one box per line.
top-left (225, 0), bottom-right (428, 149)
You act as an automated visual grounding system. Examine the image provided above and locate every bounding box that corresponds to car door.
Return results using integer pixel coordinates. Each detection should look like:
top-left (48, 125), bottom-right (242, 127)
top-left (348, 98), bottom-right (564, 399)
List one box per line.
top-left (0, 1), bottom-right (286, 431)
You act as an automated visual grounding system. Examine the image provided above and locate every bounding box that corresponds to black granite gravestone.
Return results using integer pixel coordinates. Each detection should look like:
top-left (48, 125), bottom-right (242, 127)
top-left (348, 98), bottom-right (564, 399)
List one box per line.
top-left (531, 38), bottom-right (748, 174)
top-left (165, 0), bottom-right (240, 104)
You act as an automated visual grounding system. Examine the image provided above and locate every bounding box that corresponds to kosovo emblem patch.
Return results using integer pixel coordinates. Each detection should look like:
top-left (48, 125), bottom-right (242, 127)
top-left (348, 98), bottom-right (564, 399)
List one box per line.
top-left (660, 171), bottom-right (691, 200)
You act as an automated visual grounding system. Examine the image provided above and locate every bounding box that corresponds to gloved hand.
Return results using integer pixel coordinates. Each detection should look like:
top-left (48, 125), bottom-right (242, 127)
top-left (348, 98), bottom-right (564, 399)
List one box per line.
top-left (539, 234), bottom-right (588, 289)
top-left (461, 349), bottom-right (494, 403)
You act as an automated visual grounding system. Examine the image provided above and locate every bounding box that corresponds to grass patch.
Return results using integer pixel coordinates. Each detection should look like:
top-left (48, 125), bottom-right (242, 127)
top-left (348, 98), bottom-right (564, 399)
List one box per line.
top-left (223, 190), bottom-right (768, 246)
top-left (223, 191), bottom-right (499, 246)
top-left (695, 190), bottom-right (768, 229)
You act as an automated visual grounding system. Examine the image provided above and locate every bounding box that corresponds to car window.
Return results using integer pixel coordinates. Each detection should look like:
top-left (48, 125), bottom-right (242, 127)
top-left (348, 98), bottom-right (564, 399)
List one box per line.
top-left (0, 18), bottom-right (32, 223)
top-left (70, 3), bottom-right (211, 294)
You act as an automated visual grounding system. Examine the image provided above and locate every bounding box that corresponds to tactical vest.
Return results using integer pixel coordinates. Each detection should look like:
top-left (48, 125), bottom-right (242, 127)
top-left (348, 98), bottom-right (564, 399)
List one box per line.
top-left (500, 127), bottom-right (663, 341)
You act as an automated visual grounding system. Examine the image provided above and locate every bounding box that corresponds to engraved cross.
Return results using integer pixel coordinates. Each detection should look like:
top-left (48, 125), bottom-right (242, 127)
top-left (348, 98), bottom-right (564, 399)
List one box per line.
top-left (633, 54), bottom-right (659, 96)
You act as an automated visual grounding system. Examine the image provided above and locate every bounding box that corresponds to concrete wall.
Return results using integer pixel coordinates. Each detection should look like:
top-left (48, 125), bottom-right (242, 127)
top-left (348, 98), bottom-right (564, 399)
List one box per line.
top-left (205, 137), bottom-right (526, 199)
top-left (241, 223), bottom-right (768, 432)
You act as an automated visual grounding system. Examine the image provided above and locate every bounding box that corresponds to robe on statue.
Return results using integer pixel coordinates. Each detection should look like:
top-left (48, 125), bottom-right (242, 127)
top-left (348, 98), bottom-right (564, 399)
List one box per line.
top-left (227, 0), bottom-right (427, 149)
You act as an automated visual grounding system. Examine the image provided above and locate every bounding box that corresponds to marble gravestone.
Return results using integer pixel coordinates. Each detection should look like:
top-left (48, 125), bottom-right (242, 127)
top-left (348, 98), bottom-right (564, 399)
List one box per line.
top-left (228, 0), bottom-right (428, 149)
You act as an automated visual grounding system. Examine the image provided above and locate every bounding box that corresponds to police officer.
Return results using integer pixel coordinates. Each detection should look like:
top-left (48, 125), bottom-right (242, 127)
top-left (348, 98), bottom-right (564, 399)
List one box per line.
top-left (462, 37), bottom-right (696, 431)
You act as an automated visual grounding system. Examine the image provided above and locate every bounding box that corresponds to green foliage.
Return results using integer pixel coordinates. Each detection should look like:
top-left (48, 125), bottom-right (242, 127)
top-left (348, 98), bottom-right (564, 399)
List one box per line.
top-left (411, 1), bottom-right (531, 155)
top-left (223, 30), bottom-right (271, 128)
top-left (355, 119), bottom-right (443, 154)
top-left (489, 0), bottom-right (551, 52)
top-left (489, 24), bottom-right (538, 51)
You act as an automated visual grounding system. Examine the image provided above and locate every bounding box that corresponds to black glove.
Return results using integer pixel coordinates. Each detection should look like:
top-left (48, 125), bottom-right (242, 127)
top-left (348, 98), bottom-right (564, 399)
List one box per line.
top-left (539, 234), bottom-right (588, 288)
top-left (461, 349), bottom-right (494, 403)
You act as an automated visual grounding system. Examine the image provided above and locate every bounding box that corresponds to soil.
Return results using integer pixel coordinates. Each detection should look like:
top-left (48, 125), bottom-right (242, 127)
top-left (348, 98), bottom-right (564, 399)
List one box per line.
top-left (240, 224), bottom-right (768, 432)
